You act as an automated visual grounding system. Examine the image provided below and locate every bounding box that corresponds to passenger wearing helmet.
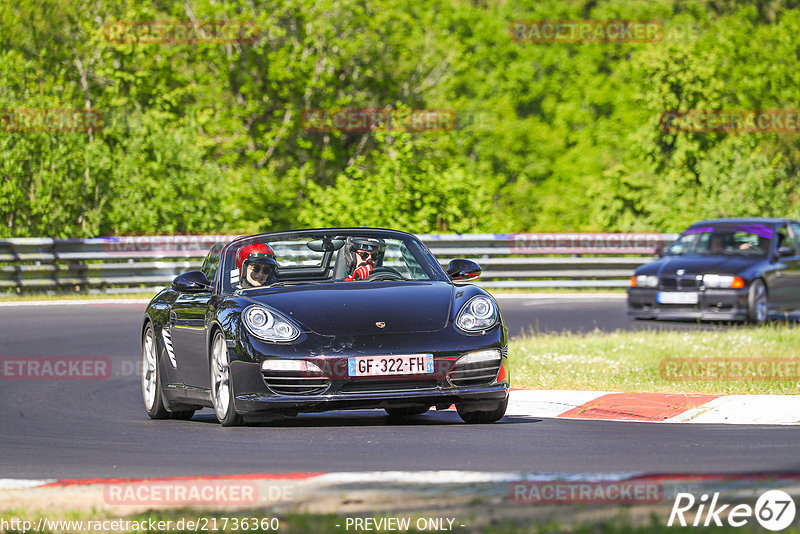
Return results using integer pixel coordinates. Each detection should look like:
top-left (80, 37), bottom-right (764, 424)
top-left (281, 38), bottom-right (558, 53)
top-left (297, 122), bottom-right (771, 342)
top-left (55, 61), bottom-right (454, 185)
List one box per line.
top-left (344, 237), bottom-right (386, 281)
top-left (236, 243), bottom-right (278, 288)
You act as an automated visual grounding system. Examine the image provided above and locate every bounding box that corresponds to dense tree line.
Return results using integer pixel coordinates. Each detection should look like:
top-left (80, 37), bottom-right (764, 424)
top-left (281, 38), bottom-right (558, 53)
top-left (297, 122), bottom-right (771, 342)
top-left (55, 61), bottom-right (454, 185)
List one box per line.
top-left (2, 0), bottom-right (799, 237)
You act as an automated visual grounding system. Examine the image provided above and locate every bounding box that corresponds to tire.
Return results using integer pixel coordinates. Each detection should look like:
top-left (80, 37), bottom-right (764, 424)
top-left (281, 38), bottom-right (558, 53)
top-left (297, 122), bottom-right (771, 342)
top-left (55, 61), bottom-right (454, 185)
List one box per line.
top-left (210, 330), bottom-right (243, 427)
top-left (142, 323), bottom-right (169, 419)
top-left (456, 396), bottom-right (508, 424)
top-left (385, 406), bottom-right (430, 417)
top-left (747, 279), bottom-right (768, 325)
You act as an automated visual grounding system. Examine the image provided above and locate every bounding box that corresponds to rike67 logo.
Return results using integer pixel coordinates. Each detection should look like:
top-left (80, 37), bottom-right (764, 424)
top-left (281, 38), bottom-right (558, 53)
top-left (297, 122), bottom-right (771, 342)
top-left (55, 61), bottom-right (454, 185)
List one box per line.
top-left (668, 490), bottom-right (796, 531)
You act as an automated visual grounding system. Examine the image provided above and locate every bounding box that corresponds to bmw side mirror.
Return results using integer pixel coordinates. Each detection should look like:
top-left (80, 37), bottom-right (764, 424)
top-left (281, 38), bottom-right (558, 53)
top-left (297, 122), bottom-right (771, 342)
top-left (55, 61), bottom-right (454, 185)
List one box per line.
top-left (777, 246), bottom-right (797, 258)
top-left (172, 271), bottom-right (212, 292)
top-left (447, 259), bottom-right (481, 281)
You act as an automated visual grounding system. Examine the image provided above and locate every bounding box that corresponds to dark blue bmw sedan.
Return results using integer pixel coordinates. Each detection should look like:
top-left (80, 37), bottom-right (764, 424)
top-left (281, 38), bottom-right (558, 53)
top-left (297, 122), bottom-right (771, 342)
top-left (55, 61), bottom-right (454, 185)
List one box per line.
top-left (627, 218), bottom-right (800, 323)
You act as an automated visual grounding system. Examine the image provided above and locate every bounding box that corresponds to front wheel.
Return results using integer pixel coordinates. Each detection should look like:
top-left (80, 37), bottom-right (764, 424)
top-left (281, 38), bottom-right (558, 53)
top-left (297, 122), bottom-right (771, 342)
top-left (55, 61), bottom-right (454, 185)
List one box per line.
top-left (457, 396), bottom-right (508, 424)
top-left (142, 324), bottom-right (169, 419)
top-left (210, 330), bottom-right (242, 427)
top-left (747, 279), bottom-right (768, 325)
top-left (142, 324), bottom-right (196, 420)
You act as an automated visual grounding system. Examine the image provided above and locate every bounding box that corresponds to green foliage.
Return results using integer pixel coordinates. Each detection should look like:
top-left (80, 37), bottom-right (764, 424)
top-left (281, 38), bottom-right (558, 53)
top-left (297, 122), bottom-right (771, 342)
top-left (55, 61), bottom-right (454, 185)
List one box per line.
top-left (2, 0), bottom-right (800, 236)
top-left (299, 130), bottom-right (498, 233)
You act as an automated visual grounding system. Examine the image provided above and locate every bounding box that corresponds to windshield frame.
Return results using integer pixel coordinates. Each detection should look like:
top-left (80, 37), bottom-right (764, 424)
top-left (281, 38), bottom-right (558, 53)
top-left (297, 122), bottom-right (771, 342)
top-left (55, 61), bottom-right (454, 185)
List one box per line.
top-left (216, 228), bottom-right (449, 294)
top-left (666, 223), bottom-right (776, 258)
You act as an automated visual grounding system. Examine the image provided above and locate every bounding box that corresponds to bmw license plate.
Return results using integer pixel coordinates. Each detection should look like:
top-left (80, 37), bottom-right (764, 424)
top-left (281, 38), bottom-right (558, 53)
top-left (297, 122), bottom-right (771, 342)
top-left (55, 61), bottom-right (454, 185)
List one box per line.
top-left (348, 354), bottom-right (434, 377)
top-left (657, 292), bottom-right (699, 305)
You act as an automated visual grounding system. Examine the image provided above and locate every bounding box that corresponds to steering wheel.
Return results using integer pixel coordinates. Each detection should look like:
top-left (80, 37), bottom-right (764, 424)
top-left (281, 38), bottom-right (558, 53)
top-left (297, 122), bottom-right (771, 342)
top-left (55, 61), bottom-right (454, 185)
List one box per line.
top-left (366, 266), bottom-right (405, 281)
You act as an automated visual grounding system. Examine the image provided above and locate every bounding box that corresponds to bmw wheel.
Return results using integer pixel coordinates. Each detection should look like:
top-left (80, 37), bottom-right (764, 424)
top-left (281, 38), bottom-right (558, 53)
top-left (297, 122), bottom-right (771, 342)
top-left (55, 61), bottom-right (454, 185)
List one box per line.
top-left (747, 279), bottom-right (768, 325)
top-left (456, 396), bottom-right (508, 424)
top-left (210, 330), bottom-right (242, 426)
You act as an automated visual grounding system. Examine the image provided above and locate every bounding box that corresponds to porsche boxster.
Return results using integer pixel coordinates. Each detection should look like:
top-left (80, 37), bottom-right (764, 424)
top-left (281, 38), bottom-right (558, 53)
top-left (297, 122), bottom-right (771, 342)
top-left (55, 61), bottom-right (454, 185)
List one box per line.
top-left (141, 228), bottom-right (509, 425)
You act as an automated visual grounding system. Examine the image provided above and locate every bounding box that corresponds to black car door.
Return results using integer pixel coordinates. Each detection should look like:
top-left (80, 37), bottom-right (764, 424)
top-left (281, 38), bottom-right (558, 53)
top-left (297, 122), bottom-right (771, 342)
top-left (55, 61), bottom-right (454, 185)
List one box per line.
top-left (783, 223), bottom-right (800, 312)
top-left (769, 224), bottom-right (800, 311)
top-left (169, 244), bottom-right (223, 388)
top-left (170, 292), bottom-right (213, 388)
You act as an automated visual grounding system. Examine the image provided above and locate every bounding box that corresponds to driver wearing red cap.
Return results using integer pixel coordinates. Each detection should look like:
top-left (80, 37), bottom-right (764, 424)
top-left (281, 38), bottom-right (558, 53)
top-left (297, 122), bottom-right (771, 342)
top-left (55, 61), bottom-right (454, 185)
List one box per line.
top-left (236, 243), bottom-right (277, 288)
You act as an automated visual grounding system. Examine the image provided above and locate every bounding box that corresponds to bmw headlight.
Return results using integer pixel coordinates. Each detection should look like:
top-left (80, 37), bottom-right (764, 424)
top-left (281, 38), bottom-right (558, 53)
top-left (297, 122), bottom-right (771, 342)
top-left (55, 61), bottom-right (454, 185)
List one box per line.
top-left (702, 274), bottom-right (745, 289)
top-left (455, 295), bottom-right (499, 333)
top-left (631, 275), bottom-right (659, 288)
top-left (242, 305), bottom-right (301, 342)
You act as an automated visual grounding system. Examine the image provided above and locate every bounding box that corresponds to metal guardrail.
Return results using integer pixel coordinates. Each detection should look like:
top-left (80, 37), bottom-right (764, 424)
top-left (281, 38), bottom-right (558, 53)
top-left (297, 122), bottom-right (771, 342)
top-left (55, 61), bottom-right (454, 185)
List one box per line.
top-left (0, 233), bottom-right (678, 293)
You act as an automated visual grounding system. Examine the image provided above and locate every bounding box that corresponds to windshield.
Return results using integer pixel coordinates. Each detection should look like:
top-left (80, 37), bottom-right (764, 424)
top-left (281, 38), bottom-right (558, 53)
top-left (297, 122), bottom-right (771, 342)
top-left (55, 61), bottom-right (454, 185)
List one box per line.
top-left (666, 224), bottom-right (773, 257)
top-left (219, 231), bottom-right (446, 293)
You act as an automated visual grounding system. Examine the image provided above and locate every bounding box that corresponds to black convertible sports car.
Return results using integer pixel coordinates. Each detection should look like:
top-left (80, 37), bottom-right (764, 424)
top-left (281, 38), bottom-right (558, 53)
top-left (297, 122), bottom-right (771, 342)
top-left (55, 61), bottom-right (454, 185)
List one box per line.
top-left (141, 228), bottom-right (509, 426)
top-left (627, 218), bottom-right (800, 323)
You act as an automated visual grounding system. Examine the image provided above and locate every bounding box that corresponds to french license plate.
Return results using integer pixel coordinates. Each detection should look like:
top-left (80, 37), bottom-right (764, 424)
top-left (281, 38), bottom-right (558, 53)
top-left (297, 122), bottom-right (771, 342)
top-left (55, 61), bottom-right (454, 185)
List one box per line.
top-left (657, 292), bottom-right (699, 305)
top-left (348, 354), bottom-right (434, 377)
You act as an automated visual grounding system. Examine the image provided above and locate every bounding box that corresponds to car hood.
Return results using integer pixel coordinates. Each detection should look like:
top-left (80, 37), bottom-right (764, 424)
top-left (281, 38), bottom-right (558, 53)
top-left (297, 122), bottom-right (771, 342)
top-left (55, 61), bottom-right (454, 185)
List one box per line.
top-left (241, 281), bottom-right (454, 336)
top-left (641, 255), bottom-right (760, 276)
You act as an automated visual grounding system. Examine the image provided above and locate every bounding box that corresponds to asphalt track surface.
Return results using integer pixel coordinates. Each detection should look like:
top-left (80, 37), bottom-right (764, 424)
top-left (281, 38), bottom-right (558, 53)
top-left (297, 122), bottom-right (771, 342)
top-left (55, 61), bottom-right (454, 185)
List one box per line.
top-left (1, 296), bottom-right (798, 480)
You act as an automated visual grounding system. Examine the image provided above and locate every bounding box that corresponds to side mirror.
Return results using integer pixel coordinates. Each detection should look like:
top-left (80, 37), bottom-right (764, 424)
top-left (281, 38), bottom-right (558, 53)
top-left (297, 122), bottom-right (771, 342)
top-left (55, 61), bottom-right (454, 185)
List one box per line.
top-left (777, 246), bottom-right (797, 258)
top-left (446, 259), bottom-right (481, 281)
top-left (172, 271), bottom-right (212, 292)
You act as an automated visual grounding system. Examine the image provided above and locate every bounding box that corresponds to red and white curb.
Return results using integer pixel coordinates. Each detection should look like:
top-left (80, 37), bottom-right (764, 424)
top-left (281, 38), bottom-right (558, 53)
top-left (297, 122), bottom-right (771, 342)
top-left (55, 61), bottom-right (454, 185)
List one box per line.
top-left (508, 389), bottom-right (800, 424)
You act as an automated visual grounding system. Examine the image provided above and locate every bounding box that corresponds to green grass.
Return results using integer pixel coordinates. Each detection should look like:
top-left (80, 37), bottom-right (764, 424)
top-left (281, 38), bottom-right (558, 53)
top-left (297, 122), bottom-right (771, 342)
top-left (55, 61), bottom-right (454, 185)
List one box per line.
top-left (508, 325), bottom-right (800, 395)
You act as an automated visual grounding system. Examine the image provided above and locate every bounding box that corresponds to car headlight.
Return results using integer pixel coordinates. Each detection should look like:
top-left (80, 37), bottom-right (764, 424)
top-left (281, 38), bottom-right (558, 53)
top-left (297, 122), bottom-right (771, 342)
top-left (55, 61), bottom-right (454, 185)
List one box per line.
top-left (455, 295), bottom-right (499, 333)
top-left (242, 305), bottom-right (301, 342)
top-left (631, 275), bottom-right (658, 288)
top-left (702, 274), bottom-right (745, 289)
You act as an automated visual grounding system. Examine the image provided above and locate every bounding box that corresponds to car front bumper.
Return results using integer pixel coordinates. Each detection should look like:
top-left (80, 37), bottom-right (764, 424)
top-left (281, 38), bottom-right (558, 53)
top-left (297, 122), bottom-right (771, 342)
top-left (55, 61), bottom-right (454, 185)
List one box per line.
top-left (627, 288), bottom-right (749, 321)
top-left (228, 355), bottom-right (509, 417)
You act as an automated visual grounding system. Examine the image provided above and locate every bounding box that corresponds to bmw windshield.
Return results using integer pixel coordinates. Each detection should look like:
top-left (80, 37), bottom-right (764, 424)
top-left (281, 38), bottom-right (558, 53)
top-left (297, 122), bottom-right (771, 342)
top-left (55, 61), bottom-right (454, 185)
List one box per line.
top-left (666, 224), bottom-right (773, 257)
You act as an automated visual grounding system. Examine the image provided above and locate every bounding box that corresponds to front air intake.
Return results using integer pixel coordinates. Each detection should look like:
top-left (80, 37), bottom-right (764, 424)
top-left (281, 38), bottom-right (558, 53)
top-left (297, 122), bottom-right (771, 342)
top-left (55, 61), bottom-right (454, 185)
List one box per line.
top-left (261, 359), bottom-right (330, 396)
top-left (449, 349), bottom-right (502, 387)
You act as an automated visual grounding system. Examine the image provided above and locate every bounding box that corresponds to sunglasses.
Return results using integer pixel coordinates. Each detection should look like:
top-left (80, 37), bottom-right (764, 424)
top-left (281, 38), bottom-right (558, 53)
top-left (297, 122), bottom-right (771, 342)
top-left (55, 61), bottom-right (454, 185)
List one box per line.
top-left (356, 250), bottom-right (380, 260)
top-left (248, 264), bottom-right (272, 274)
